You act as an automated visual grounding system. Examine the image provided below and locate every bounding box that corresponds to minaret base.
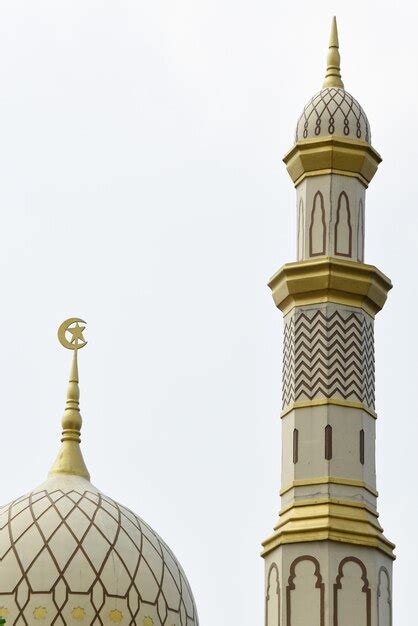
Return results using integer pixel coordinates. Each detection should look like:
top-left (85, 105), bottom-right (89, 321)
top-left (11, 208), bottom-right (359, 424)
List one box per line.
top-left (264, 541), bottom-right (392, 626)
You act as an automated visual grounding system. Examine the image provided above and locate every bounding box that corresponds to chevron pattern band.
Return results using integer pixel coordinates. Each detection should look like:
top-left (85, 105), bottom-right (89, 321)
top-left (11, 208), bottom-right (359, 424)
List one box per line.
top-left (282, 308), bottom-right (375, 410)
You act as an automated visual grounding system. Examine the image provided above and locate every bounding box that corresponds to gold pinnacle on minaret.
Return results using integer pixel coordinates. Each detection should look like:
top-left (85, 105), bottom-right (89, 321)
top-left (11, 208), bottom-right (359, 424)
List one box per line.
top-left (49, 318), bottom-right (90, 481)
top-left (323, 16), bottom-right (344, 89)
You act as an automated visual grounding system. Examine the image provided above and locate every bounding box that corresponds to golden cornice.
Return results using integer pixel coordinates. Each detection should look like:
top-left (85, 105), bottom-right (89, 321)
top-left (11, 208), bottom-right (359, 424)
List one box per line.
top-left (280, 476), bottom-right (378, 498)
top-left (280, 398), bottom-right (377, 419)
top-left (279, 496), bottom-right (379, 518)
top-left (268, 257), bottom-right (392, 317)
top-left (261, 497), bottom-right (395, 559)
top-left (283, 136), bottom-right (382, 188)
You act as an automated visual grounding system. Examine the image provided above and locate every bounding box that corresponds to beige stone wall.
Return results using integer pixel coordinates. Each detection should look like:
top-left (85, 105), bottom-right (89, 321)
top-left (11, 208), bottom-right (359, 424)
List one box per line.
top-left (281, 404), bottom-right (376, 505)
top-left (264, 542), bottom-right (393, 626)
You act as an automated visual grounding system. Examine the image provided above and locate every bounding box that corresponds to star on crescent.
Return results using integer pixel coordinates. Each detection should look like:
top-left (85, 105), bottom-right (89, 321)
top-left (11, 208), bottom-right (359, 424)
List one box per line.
top-left (67, 322), bottom-right (86, 347)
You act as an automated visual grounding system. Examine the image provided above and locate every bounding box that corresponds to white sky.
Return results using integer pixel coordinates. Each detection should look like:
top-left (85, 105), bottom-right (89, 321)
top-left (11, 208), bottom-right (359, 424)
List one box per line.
top-left (0, 1), bottom-right (415, 624)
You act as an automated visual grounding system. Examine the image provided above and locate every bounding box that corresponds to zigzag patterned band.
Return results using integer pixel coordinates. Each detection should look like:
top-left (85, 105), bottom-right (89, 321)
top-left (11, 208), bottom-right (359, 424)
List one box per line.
top-left (282, 308), bottom-right (375, 410)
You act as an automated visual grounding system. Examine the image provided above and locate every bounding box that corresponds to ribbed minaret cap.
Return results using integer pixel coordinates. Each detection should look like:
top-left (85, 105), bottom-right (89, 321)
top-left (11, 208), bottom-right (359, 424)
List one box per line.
top-left (323, 16), bottom-right (344, 89)
top-left (49, 318), bottom-right (90, 481)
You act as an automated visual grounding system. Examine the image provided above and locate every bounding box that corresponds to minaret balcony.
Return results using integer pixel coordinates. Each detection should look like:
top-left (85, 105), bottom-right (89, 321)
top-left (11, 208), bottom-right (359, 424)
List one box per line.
top-left (284, 136), bottom-right (382, 188)
top-left (269, 257), bottom-right (392, 317)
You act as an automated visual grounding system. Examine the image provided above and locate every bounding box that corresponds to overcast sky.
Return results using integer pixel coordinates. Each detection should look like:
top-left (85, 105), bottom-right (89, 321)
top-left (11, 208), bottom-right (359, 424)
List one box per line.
top-left (0, 1), bottom-right (415, 624)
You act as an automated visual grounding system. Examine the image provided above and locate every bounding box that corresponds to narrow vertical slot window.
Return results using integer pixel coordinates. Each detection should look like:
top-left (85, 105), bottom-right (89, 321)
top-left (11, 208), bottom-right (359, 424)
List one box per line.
top-left (360, 429), bottom-right (365, 465)
top-left (325, 425), bottom-right (333, 460)
top-left (293, 428), bottom-right (299, 464)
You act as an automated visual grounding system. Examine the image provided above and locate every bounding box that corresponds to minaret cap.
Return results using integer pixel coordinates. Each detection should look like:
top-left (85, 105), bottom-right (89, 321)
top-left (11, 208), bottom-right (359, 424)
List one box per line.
top-left (323, 16), bottom-right (344, 89)
top-left (49, 318), bottom-right (90, 481)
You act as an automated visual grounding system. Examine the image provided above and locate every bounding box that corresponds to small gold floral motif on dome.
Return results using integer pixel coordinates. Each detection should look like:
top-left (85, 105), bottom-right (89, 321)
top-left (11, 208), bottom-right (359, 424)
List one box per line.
top-left (33, 606), bottom-right (48, 620)
top-left (72, 606), bottom-right (86, 621)
top-left (0, 607), bottom-right (9, 618)
top-left (143, 618), bottom-right (154, 626)
top-left (109, 609), bottom-right (123, 623)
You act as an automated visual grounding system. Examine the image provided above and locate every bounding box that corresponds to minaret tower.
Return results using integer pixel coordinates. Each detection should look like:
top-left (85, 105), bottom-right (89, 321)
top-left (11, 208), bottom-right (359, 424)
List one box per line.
top-left (262, 18), bottom-right (394, 626)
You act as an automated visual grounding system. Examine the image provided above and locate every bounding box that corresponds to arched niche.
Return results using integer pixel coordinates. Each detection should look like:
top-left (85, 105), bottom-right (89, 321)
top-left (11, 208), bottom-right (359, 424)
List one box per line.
top-left (377, 567), bottom-right (391, 626)
top-left (334, 191), bottom-right (352, 257)
top-left (265, 563), bottom-right (280, 626)
top-left (286, 556), bottom-right (324, 626)
top-left (333, 557), bottom-right (371, 626)
top-left (297, 198), bottom-right (304, 260)
top-left (357, 199), bottom-right (365, 261)
top-left (309, 192), bottom-right (326, 257)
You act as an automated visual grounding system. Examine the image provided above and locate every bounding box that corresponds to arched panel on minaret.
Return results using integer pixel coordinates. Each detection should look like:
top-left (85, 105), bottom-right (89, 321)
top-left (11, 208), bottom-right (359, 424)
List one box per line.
top-left (334, 192), bottom-right (352, 257)
top-left (297, 199), bottom-right (304, 261)
top-left (309, 192), bottom-right (326, 257)
top-left (286, 556), bottom-right (324, 626)
top-left (293, 428), bottom-right (299, 464)
top-left (358, 199), bottom-right (365, 261)
top-left (333, 557), bottom-right (371, 626)
top-left (360, 429), bottom-right (365, 465)
top-left (265, 563), bottom-right (280, 626)
top-left (325, 425), bottom-right (333, 460)
top-left (377, 567), bottom-right (392, 626)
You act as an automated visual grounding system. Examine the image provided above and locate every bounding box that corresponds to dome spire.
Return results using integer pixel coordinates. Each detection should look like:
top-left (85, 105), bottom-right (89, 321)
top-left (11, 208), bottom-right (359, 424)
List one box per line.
top-left (323, 16), bottom-right (344, 89)
top-left (49, 318), bottom-right (90, 481)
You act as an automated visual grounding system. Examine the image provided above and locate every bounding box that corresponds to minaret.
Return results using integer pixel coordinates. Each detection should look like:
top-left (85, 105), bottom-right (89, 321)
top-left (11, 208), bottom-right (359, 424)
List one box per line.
top-left (262, 18), bottom-right (394, 626)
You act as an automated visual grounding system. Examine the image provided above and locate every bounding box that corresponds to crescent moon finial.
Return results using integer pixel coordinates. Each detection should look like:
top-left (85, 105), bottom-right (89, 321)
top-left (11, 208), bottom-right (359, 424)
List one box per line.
top-left (57, 318), bottom-right (88, 350)
top-left (49, 317), bottom-right (90, 481)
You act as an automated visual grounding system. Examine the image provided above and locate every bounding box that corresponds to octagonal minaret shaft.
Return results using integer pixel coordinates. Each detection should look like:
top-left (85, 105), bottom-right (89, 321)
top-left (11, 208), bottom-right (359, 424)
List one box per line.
top-left (262, 18), bottom-right (394, 626)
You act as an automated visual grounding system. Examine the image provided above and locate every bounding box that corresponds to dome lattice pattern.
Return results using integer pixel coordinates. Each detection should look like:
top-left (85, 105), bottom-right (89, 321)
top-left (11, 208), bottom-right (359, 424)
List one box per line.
top-left (0, 479), bottom-right (198, 626)
top-left (295, 88), bottom-right (371, 143)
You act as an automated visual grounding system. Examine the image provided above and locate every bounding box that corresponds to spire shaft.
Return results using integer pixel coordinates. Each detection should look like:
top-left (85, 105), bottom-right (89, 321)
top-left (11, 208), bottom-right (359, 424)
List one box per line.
top-left (323, 16), bottom-right (344, 89)
top-left (49, 319), bottom-right (90, 480)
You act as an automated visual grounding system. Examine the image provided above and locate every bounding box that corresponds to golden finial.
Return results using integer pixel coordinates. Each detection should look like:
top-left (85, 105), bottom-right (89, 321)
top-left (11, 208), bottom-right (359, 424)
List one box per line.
top-left (323, 16), bottom-right (344, 89)
top-left (49, 318), bottom-right (90, 481)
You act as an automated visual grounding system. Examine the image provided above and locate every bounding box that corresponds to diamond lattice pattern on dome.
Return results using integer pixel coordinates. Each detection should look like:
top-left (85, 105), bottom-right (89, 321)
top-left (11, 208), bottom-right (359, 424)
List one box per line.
top-left (0, 486), bottom-right (197, 626)
top-left (295, 88), bottom-right (371, 143)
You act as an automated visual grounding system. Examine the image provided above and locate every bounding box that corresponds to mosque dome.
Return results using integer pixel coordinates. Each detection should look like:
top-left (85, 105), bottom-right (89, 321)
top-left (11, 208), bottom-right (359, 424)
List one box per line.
top-left (294, 17), bottom-right (371, 145)
top-left (0, 320), bottom-right (198, 626)
top-left (295, 87), bottom-right (370, 143)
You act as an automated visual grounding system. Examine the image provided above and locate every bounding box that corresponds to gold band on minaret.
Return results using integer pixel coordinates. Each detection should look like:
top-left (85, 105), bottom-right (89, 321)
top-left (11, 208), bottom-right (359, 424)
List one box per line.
top-left (323, 16), bottom-right (344, 88)
top-left (49, 318), bottom-right (90, 481)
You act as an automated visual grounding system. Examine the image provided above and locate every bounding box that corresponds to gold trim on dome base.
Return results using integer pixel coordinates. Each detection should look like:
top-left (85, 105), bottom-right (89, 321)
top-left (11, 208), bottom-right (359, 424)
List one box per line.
top-left (283, 136), bottom-right (382, 188)
top-left (280, 398), bottom-right (377, 419)
top-left (268, 256), bottom-right (392, 317)
top-left (261, 497), bottom-right (395, 560)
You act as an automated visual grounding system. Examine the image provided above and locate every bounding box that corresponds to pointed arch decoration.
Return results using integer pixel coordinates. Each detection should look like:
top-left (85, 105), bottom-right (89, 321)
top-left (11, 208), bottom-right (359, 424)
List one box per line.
top-left (265, 563), bottom-right (280, 626)
top-left (360, 429), bottom-right (365, 465)
top-left (297, 198), bottom-right (305, 260)
top-left (293, 428), bottom-right (299, 464)
top-left (334, 191), bottom-right (352, 257)
top-left (325, 425), bottom-right (333, 460)
top-left (357, 199), bottom-right (365, 261)
top-left (309, 192), bottom-right (326, 256)
top-left (333, 557), bottom-right (371, 626)
top-left (286, 556), bottom-right (324, 626)
top-left (377, 567), bottom-right (392, 626)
